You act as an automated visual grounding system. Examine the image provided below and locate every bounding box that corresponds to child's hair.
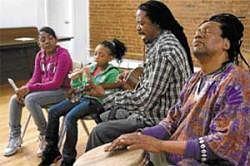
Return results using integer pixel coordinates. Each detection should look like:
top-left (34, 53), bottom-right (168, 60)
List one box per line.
top-left (39, 26), bottom-right (57, 39)
top-left (100, 38), bottom-right (127, 63)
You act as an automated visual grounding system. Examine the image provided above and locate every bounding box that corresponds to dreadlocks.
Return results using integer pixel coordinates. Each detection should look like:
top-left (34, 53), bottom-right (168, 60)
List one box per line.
top-left (209, 13), bottom-right (250, 70)
top-left (138, 0), bottom-right (194, 72)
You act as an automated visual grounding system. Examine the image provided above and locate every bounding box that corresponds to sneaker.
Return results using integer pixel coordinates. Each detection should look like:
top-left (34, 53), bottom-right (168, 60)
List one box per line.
top-left (4, 136), bottom-right (22, 156)
top-left (37, 135), bottom-right (47, 157)
top-left (39, 148), bottom-right (61, 166)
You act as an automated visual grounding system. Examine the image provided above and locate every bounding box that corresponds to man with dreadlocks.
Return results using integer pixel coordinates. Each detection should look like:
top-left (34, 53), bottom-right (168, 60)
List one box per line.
top-left (105, 13), bottom-right (250, 166)
top-left (85, 0), bottom-right (193, 152)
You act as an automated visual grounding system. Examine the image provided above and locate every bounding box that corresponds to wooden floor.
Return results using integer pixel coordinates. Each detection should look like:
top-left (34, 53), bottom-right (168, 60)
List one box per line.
top-left (0, 81), bottom-right (96, 166)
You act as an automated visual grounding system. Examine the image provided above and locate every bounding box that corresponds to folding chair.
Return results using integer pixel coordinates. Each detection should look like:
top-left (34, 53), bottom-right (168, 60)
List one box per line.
top-left (22, 105), bottom-right (94, 152)
top-left (58, 115), bottom-right (92, 149)
top-left (21, 113), bottom-right (32, 142)
top-left (21, 105), bottom-right (51, 143)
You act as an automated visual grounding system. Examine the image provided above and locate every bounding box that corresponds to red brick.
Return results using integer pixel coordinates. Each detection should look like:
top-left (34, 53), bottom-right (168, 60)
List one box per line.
top-left (90, 0), bottom-right (250, 62)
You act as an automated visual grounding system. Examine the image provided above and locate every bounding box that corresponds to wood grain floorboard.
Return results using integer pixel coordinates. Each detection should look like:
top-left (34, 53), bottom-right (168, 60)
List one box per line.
top-left (0, 81), bottom-right (96, 166)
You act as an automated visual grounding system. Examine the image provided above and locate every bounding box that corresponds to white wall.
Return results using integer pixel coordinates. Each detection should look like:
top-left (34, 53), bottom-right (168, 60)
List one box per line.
top-left (0, 0), bottom-right (90, 64)
top-left (72, 0), bottom-right (90, 65)
top-left (45, 0), bottom-right (73, 37)
top-left (45, 0), bottom-right (74, 58)
top-left (0, 0), bottom-right (46, 28)
top-left (45, 0), bottom-right (90, 64)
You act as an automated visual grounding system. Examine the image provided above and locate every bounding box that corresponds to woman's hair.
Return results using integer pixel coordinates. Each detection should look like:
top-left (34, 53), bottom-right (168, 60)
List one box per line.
top-left (100, 38), bottom-right (127, 63)
top-left (209, 13), bottom-right (250, 69)
top-left (39, 26), bottom-right (57, 39)
top-left (138, 0), bottom-right (193, 72)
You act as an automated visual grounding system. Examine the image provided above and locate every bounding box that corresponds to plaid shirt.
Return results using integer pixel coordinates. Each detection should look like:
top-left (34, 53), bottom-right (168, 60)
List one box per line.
top-left (103, 30), bottom-right (192, 126)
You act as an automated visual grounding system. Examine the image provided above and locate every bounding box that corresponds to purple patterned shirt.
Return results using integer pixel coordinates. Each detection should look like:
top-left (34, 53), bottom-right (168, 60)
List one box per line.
top-left (143, 63), bottom-right (250, 165)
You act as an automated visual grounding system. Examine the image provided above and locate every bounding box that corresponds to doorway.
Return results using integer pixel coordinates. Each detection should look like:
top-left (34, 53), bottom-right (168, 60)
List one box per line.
top-left (45, 0), bottom-right (89, 63)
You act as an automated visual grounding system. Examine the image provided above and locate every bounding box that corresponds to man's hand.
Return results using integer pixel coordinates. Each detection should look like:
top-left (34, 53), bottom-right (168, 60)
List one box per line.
top-left (117, 71), bottom-right (134, 90)
top-left (118, 70), bottom-right (138, 90)
top-left (85, 84), bottom-right (105, 97)
top-left (118, 70), bottom-right (129, 80)
top-left (104, 132), bottom-right (163, 153)
top-left (119, 80), bottom-right (134, 90)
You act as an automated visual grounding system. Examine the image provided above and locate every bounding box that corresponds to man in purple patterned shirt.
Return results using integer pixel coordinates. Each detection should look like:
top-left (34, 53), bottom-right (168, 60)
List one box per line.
top-left (105, 13), bottom-right (250, 166)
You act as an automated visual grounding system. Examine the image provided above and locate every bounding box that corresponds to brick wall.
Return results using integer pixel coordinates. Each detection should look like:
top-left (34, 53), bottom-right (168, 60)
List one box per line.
top-left (90, 0), bottom-right (250, 62)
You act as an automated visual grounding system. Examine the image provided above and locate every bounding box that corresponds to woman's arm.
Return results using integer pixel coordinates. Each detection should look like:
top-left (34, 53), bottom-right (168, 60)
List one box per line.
top-left (26, 52), bottom-right (42, 86)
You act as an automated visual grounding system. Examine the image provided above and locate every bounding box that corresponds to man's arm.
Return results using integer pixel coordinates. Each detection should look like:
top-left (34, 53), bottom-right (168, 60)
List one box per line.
top-left (99, 82), bottom-right (123, 90)
top-left (105, 132), bottom-right (186, 155)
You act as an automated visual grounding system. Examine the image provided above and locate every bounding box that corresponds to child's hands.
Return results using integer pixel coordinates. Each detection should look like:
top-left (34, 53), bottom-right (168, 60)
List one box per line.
top-left (82, 68), bottom-right (93, 84)
top-left (68, 68), bottom-right (83, 80)
top-left (65, 88), bottom-right (75, 98)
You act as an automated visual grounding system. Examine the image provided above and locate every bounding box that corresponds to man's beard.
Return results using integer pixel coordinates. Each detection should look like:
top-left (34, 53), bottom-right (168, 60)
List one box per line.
top-left (143, 38), bottom-right (150, 44)
top-left (193, 50), bottom-right (209, 60)
top-left (142, 37), bottom-right (154, 44)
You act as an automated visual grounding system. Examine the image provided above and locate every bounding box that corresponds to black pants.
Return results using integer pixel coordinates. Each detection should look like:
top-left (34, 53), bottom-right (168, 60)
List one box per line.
top-left (85, 112), bottom-right (146, 151)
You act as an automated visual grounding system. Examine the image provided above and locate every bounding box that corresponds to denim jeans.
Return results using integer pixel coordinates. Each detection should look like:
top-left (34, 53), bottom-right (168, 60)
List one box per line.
top-left (46, 97), bottom-right (99, 163)
top-left (85, 112), bottom-right (146, 151)
top-left (8, 89), bottom-right (65, 138)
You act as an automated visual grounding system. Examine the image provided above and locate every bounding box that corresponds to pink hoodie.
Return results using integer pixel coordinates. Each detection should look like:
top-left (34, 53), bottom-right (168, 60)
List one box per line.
top-left (26, 45), bottom-right (72, 91)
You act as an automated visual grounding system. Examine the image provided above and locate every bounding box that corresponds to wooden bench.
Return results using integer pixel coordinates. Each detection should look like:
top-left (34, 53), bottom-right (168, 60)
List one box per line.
top-left (0, 27), bottom-right (39, 84)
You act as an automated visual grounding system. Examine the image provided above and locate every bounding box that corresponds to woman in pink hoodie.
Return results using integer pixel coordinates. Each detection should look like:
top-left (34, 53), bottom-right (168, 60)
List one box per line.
top-left (4, 27), bottom-right (72, 157)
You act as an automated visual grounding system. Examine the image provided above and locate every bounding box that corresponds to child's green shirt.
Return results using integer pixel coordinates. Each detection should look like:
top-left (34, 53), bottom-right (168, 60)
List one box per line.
top-left (71, 63), bottom-right (120, 103)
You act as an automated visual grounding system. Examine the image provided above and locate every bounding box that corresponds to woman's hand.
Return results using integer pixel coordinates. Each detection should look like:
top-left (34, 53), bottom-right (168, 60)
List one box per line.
top-left (16, 86), bottom-right (29, 99)
top-left (15, 85), bottom-right (29, 105)
top-left (104, 132), bottom-right (163, 153)
top-left (16, 95), bottom-right (25, 105)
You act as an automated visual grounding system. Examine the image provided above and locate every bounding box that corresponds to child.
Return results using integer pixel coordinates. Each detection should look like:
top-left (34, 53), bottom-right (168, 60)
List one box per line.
top-left (39, 39), bottom-right (126, 166)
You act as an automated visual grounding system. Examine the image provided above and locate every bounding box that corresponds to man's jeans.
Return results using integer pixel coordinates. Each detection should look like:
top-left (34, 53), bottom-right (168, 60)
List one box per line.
top-left (85, 110), bottom-right (146, 151)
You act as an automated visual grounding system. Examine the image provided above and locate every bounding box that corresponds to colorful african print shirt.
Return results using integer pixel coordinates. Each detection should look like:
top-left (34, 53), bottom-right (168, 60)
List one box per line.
top-left (143, 63), bottom-right (250, 165)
